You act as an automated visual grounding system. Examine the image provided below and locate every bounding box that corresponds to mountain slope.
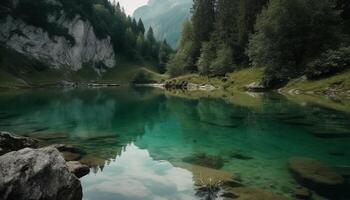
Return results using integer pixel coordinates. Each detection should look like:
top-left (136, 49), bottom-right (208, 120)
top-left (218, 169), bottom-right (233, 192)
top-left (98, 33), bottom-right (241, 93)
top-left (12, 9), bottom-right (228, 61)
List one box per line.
top-left (0, 0), bottom-right (164, 87)
top-left (133, 0), bottom-right (192, 48)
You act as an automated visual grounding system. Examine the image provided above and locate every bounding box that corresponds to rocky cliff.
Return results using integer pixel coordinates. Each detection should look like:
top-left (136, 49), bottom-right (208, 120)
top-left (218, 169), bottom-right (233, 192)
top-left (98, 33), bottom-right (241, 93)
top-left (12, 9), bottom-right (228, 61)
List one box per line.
top-left (0, 0), bottom-right (116, 73)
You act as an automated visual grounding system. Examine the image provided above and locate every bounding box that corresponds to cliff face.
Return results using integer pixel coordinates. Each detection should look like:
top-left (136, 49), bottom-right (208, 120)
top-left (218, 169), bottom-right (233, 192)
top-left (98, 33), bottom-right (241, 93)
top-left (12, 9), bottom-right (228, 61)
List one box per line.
top-left (0, 0), bottom-right (116, 73)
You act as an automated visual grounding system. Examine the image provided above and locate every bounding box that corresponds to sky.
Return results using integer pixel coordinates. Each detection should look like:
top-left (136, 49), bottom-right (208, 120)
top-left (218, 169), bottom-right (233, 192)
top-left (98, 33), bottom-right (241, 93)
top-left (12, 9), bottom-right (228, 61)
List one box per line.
top-left (117, 0), bottom-right (149, 16)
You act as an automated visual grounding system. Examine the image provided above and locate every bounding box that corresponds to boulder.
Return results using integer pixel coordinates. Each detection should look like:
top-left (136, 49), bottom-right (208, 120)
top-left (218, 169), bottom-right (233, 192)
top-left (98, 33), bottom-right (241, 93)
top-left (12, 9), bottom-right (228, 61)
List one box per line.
top-left (288, 157), bottom-right (345, 197)
top-left (224, 187), bottom-right (290, 200)
top-left (67, 161), bottom-right (90, 178)
top-left (0, 131), bottom-right (38, 155)
top-left (0, 147), bottom-right (82, 200)
top-left (293, 187), bottom-right (311, 199)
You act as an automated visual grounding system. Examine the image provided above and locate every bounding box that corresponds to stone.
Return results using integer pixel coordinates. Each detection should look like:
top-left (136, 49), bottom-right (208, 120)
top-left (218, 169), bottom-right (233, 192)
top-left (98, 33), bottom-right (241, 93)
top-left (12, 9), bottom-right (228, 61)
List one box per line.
top-left (229, 151), bottom-right (253, 160)
top-left (49, 144), bottom-right (86, 161)
top-left (294, 187), bottom-right (311, 199)
top-left (182, 153), bottom-right (225, 169)
top-left (62, 151), bottom-right (83, 161)
top-left (66, 161), bottom-right (90, 178)
top-left (288, 157), bottom-right (345, 197)
top-left (224, 187), bottom-right (290, 200)
top-left (0, 147), bottom-right (82, 200)
top-left (174, 162), bottom-right (241, 187)
top-left (49, 144), bottom-right (86, 154)
top-left (0, 131), bottom-right (38, 155)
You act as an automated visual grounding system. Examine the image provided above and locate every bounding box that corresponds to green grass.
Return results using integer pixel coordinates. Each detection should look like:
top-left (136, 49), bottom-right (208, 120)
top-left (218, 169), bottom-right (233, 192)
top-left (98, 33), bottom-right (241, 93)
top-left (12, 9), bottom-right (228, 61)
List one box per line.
top-left (167, 67), bottom-right (265, 92)
top-left (282, 70), bottom-right (350, 94)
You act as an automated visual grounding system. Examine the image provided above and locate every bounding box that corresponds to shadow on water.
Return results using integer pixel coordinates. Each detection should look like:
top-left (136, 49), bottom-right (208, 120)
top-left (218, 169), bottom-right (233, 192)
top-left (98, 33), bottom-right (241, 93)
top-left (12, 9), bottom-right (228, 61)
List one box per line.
top-left (0, 88), bottom-right (350, 199)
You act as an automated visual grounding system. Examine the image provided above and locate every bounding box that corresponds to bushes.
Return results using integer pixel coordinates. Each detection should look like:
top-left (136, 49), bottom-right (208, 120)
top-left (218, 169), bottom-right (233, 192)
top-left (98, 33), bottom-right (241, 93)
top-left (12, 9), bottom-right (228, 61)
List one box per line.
top-left (306, 47), bottom-right (350, 80)
top-left (132, 70), bottom-right (156, 84)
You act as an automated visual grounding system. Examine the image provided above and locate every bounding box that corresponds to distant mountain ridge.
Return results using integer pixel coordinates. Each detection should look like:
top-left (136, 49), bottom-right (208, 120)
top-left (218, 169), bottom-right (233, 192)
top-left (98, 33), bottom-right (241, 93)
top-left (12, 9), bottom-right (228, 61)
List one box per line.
top-left (133, 0), bottom-right (192, 48)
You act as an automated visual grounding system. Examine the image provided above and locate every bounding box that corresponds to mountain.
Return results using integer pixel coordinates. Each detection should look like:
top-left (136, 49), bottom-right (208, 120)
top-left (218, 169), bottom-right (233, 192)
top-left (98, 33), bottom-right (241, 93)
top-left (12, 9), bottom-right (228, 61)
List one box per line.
top-left (0, 0), bottom-right (165, 87)
top-left (133, 0), bottom-right (192, 48)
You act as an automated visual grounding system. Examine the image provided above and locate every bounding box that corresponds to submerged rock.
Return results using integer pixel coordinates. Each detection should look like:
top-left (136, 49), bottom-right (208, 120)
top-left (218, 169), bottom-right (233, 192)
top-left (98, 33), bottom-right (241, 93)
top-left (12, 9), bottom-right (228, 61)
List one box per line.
top-left (182, 153), bottom-right (225, 169)
top-left (67, 161), bottom-right (90, 178)
top-left (293, 186), bottom-right (311, 199)
top-left (0, 147), bottom-right (82, 200)
top-left (49, 144), bottom-right (86, 161)
top-left (288, 156), bottom-right (345, 197)
top-left (0, 131), bottom-right (38, 155)
top-left (224, 187), bottom-right (290, 200)
top-left (228, 150), bottom-right (253, 160)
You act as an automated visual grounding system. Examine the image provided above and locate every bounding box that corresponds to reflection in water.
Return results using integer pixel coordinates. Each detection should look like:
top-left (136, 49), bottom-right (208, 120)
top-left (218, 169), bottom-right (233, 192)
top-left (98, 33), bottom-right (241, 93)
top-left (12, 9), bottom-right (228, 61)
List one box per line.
top-left (81, 143), bottom-right (197, 200)
top-left (0, 88), bottom-right (350, 199)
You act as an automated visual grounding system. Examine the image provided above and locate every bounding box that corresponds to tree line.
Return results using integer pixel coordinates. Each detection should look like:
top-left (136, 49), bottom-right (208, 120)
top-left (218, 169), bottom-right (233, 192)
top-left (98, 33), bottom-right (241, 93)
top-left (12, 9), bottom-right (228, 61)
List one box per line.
top-left (167, 0), bottom-right (350, 88)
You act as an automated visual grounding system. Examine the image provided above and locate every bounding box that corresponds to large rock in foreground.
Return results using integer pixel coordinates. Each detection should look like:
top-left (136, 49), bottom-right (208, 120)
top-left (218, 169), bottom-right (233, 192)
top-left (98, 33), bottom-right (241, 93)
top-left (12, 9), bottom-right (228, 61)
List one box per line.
top-left (0, 147), bottom-right (82, 200)
top-left (288, 156), bottom-right (345, 197)
top-left (0, 131), bottom-right (38, 155)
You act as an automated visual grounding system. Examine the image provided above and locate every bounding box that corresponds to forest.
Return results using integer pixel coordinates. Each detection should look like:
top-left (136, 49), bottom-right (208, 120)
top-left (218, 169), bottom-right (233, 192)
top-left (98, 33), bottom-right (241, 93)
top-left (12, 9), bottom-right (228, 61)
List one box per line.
top-left (167, 0), bottom-right (350, 88)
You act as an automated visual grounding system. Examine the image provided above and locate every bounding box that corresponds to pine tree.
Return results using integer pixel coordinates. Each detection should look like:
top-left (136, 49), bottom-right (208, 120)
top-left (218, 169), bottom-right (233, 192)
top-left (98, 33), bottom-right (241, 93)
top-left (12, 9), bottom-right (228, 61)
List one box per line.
top-left (137, 19), bottom-right (145, 35)
top-left (191, 0), bottom-right (215, 66)
top-left (131, 18), bottom-right (138, 34)
top-left (146, 27), bottom-right (156, 44)
top-left (167, 21), bottom-right (195, 77)
top-left (197, 42), bottom-right (215, 75)
top-left (158, 40), bottom-right (172, 73)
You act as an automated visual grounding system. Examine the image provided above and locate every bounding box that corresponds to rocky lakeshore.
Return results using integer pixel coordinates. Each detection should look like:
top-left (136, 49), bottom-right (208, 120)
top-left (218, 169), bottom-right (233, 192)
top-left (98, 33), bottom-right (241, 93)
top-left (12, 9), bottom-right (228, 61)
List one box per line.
top-left (0, 132), bottom-right (89, 200)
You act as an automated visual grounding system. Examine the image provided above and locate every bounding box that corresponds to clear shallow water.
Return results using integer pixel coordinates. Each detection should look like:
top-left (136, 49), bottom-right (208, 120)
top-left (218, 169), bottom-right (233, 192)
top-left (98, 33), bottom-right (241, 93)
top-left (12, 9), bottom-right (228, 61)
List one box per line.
top-left (0, 88), bottom-right (349, 199)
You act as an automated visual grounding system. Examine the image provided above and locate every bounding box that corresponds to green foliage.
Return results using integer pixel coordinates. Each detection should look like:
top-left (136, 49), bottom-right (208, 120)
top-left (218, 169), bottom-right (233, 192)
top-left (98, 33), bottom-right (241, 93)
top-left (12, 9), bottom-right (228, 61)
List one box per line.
top-left (209, 45), bottom-right (234, 76)
top-left (167, 21), bottom-right (195, 77)
top-left (197, 42), bottom-right (215, 75)
top-left (137, 19), bottom-right (145, 35)
top-left (158, 40), bottom-right (172, 74)
top-left (132, 70), bottom-right (152, 84)
top-left (248, 0), bottom-right (341, 87)
top-left (306, 46), bottom-right (350, 80)
top-left (191, 0), bottom-right (215, 66)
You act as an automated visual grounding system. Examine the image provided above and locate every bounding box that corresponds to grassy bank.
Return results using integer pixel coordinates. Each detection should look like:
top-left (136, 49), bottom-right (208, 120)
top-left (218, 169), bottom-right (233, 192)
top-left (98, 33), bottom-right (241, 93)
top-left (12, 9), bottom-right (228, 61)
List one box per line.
top-left (166, 67), bottom-right (265, 91)
top-left (281, 70), bottom-right (350, 96)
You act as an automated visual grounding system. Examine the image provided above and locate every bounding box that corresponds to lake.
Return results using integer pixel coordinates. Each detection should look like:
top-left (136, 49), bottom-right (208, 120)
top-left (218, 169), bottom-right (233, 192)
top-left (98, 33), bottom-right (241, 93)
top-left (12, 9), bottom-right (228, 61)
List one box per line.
top-left (0, 87), bottom-right (349, 200)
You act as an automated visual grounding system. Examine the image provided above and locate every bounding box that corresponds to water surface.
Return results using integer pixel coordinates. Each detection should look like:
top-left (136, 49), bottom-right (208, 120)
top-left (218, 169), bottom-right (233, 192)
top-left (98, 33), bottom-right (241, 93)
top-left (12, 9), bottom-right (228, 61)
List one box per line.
top-left (0, 88), bottom-right (349, 199)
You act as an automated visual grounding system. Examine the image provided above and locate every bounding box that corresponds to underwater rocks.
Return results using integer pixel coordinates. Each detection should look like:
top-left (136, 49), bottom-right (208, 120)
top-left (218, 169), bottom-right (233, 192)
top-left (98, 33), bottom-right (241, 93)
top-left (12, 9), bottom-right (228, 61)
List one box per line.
top-left (48, 144), bottom-right (86, 161)
top-left (67, 161), bottom-right (90, 178)
top-left (0, 147), bottom-right (82, 200)
top-left (228, 150), bottom-right (253, 160)
top-left (224, 187), bottom-right (290, 200)
top-left (293, 187), bottom-right (311, 199)
top-left (0, 131), bottom-right (39, 155)
top-left (288, 156), bottom-right (345, 198)
top-left (182, 153), bottom-right (225, 169)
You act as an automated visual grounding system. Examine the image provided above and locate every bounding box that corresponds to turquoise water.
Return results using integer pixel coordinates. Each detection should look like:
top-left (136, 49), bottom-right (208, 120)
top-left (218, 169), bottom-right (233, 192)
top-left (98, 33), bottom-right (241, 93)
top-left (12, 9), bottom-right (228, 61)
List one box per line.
top-left (0, 88), bottom-right (349, 199)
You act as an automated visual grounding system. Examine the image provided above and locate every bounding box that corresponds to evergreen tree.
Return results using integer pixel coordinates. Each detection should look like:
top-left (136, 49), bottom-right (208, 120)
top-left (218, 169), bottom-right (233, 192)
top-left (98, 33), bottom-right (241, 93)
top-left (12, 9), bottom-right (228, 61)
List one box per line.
top-left (167, 21), bottom-right (195, 77)
top-left (146, 27), bottom-right (156, 44)
top-left (191, 0), bottom-right (215, 66)
top-left (137, 18), bottom-right (145, 35)
top-left (197, 42), bottom-right (215, 75)
top-left (237, 0), bottom-right (268, 65)
top-left (131, 18), bottom-right (138, 34)
top-left (158, 40), bottom-right (172, 74)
